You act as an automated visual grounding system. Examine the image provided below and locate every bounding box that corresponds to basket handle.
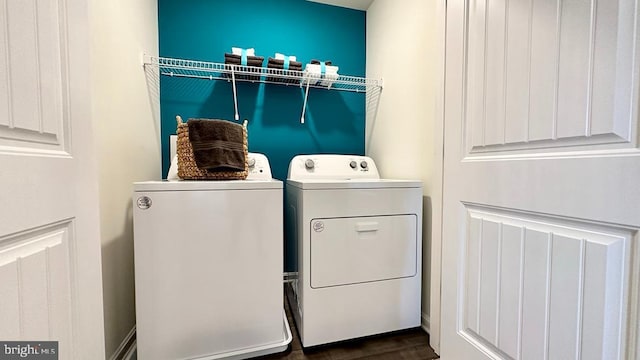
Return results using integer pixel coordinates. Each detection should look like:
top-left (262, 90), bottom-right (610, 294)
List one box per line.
top-left (176, 115), bottom-right (246, 129)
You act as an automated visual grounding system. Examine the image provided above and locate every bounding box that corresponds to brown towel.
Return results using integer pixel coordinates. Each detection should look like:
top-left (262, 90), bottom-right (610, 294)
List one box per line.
top-left (266, 58), bottom-right (302, 84)
top-left (267, 57), bottom-right (303, 70)
top-left (187, 119), bottom-right (245, 172)
top-left (224, 54), bottom-right (264, 81)
top-left (224, 53), bottom-right (264, 66)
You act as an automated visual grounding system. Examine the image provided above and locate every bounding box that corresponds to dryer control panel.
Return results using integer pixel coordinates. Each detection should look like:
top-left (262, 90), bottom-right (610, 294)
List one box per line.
top-left (287, 154), bottom-right (380, 180)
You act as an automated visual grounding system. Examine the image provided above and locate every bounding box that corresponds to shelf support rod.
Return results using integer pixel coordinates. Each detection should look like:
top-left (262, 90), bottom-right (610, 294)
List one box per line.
top-left (300, 79), bottom-right (311, 124)
top-left (231, 65), bottom-right (240, 121)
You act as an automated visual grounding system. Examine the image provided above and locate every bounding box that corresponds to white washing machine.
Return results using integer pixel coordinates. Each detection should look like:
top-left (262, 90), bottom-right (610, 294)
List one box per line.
top-left (133, 151), bottom-right (291, 360)
top-left (286, 154), bottom-right (423, 348)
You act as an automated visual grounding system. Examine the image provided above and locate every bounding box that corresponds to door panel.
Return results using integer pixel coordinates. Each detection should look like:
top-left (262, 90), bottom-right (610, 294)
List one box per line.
top-left (0, 0), bottom-right (104, 358)
top-left (504, 0), bottom-right (531, 144)
top-left (528, 0), bottom-right (558, 142)
top-left (484, 0), bottom-right (507, 146)
top-left (457, 207), bottom-right (630, 359)
top-left (442, 0), bottom-right (640, 359)
top-left (519, 228), bottom-right (549, 360)
top-left (0, 0), bottom-right (67, 152)
top-left (0, 222), bottom-right (74, 355)
top-left (464, 0), bottom-right (637, 156)
top-left (556, 0), bottom-right (592, 139)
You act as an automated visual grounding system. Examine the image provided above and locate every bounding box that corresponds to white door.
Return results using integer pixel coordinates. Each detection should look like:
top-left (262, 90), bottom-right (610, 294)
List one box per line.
top-left (442, 0), bottom-right (640, 359)
top-left (0, 0), bottom-right (105, 359)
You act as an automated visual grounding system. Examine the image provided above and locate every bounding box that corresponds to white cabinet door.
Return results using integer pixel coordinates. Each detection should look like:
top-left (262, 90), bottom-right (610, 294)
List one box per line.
top-left (0, 0), bottom-right (105, 358)
top-left (441, 0), bottom-right (640, 359)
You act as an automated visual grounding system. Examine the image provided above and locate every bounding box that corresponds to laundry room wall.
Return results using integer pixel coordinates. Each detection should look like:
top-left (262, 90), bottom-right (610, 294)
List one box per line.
top-left (157, 0), bottom-right (366, 181)
top-left (90, 0), bottom-right (161, 358)
top-left (366, 0), bottom-right (441, 336)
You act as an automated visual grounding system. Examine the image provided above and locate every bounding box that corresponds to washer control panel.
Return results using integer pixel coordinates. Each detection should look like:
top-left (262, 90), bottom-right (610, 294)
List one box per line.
top-left (246, 153), bottom-right (273, 180)
top-left (287, 154), bottom-right (380, 180)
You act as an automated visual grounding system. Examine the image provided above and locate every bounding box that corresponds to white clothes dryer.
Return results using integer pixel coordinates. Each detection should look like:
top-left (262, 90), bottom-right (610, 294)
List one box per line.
top-left (133, 153), bottom-right (291, 360)
top-left (286, 154), bottom-right (423, 348)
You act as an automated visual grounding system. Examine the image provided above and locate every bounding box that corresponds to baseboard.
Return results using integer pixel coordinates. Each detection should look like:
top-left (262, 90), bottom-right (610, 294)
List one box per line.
top-left (421, 312), bottom-right (430, 335)
top-left (108, 326), bottom-right (136, 360)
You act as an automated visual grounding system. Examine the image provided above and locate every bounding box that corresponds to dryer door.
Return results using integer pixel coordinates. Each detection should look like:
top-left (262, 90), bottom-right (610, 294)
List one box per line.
top-left (310, 215), bottom-right (417, 288)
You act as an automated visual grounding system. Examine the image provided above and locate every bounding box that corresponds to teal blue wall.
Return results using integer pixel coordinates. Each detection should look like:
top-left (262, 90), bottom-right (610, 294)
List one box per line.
top-left (158, 0), bottom-right (366, 181)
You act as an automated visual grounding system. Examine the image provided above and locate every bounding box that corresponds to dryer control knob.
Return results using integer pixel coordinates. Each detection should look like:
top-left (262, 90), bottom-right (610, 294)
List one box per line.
top-left (350, 161), bottom-right (357, 169)
top-left (248, 158), bottom-right (256, 168)
top-left (360, 160), bottom-right (368, 169)
top-left (305, 159), bottom-right (315, 170)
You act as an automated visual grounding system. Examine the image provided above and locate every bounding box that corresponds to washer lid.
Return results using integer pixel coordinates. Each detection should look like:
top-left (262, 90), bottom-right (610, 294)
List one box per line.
top-left (134, 179), bottom-right (283, 192)
top-left (286, 178), bottom-right (421, 190)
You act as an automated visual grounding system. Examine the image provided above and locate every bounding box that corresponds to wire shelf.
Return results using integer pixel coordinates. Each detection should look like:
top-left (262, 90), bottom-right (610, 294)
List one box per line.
top-left (144, 55), bottom-right (382, 93)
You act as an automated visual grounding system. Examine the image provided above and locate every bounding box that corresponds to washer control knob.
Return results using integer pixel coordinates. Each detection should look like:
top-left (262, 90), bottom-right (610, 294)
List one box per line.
top-left (248, 158), bottom-right (256, 168)
top-left (350, 161), bottom-right (357, 169)
top-left (360, 160), bottom-right (368, 169)
top-left (305, 159), bottom-right (315, 170)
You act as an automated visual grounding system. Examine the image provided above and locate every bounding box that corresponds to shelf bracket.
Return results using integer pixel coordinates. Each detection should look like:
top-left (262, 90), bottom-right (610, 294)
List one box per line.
top-left (142, 53), bottom-right (153, 68)
top-left (300, 79), bottom-right (311, 124)
top-left (231, 66), bottom-right (240, 121)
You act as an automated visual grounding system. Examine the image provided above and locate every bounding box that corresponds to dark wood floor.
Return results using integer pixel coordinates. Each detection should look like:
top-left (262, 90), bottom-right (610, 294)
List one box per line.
top-left (256, 286), bottom-right (439, 360)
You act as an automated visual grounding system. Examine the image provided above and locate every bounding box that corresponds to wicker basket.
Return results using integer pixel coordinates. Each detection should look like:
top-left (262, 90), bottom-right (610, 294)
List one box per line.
top-left (176, 116), bottom-right (248, 180)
